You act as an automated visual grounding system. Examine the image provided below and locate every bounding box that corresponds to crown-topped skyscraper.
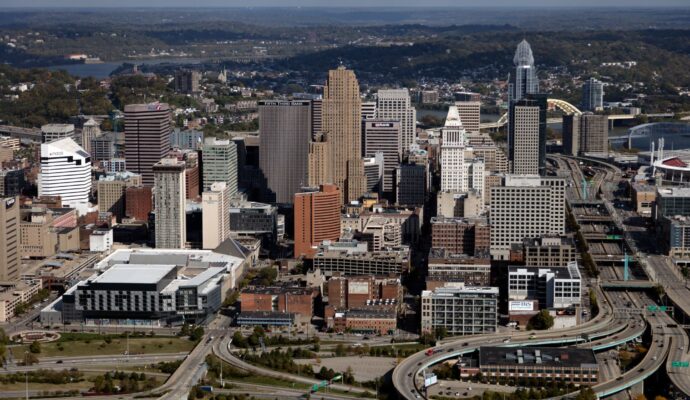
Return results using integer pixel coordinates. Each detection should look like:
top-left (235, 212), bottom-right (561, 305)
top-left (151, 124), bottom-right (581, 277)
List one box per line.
top-left (508, 39), bottom-right (539, 104)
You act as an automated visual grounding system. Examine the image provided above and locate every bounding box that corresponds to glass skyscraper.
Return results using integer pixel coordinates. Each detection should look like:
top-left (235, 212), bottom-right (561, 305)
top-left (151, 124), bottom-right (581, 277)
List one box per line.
top-left (508, 39), bottom-right (539, 104)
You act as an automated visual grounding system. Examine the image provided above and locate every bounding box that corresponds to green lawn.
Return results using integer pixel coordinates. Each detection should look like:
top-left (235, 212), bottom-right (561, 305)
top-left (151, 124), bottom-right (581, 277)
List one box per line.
top-left (10, 337), bottom-right (196, 359)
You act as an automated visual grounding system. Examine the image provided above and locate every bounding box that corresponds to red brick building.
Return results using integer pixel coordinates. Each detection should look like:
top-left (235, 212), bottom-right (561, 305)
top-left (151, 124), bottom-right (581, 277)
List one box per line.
top-left (125, 186), bottom-right (153, 221)
top-left (240, 286), bottom-right (319, 319)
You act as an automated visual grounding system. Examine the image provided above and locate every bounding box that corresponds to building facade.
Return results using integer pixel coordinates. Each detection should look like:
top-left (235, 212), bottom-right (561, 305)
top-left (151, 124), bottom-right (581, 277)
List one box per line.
top-left (0, 197), bottom-right (20, 281)
top-left (582, 77), bottom-right (604, 112)
top-left (39, 138), bottom-right (91, 215)
top-left (490, 175), bottom-right (566, 259)
top-left (509, 95), bottom-right (547, 175)
top-left (124, 103), bottom-right (172, 186)
top-left (258, 100), bottom-right (311, 204)
top-left (202, 137), bottom-right (238, 195)
top-left (376, 89), bottom-right (416, 154)
top-left (364, 120), bottom-right (401, 195)
top-left (508, 263), bottom-right (582, 309)
top-left (294, 184), bottom-right (341, 258)
top-left (202, 182), bottom-right (231, 250)
top-left (322, 67), bottom-right (366, 202)
top-left (562, 113), bottom-right (608, 156)
top-left (153, 159), bottom-right (187, 249)
top-left (421, 284), bottom-right (498, 335)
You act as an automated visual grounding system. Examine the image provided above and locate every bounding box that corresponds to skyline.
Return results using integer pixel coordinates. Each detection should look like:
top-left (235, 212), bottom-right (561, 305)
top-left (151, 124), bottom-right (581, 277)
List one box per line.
top-left (5, 0), bottom-right (690, 8)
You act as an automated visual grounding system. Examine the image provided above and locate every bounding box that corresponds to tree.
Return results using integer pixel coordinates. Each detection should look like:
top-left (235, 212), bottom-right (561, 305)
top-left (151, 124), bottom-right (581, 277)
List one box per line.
top-left (528, 310), bottom-right (554, 331)
top-left (29, 341), bottom-right (41, 354)
top-left (576, 387), bottom-right (597, 400)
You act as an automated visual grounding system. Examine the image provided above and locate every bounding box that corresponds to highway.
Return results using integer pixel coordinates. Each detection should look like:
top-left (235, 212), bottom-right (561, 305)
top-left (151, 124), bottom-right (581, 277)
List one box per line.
top-left (213, 335), bottom-right (369, 396)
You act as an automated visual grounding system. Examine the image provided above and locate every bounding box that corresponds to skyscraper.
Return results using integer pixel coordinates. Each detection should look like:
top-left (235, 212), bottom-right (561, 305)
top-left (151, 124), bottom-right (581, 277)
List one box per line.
top-left (490, 175), bottom-right (566, 260)
top-left (202, 137), bottom-right (238, 195)
top-left (308, 136), bottom-right (332, 187)
top-left (364, 120), bottom-right (401, 196)
top-left (508, 39), bottom-right (539, 104)
top-left (582, 77), bottom-right (604, 112)
top-left (376, 89), bottom-right (416, 154)
top-left (153, 158), bottom-right (187, 249)
top-left (440, 106), bottom-right (468, 192)
top-left (202, 182), bottom-right (231, 249)
top-left (125, 103), bottom-right (172, 186)
top-left (455, 101), bottom-right (481, 135)
top-left (258, 100), bottom-right (311, 204)
top-left (41, 124), bottom-right (76, 144)
top-left (563, 113), bottom-right (609, 156)
top-left (0, 196), bottom-right (20, 281)
top-left (508, 94), bottom-right (547, 175)
top-left (294, 184), bottom-right (341, 258)
top-left (322, 66), bottom-right (366, 203)
top-left (39, 138), bottom-right (92, 215)
top-left (81, 118), bottom-right (101, 155)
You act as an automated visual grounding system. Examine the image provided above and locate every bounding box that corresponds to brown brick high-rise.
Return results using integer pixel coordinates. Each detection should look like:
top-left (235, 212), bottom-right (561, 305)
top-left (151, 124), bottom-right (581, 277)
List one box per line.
top-left (294, 184), bottom-right (341, 258)
top-left (125, 103), bottom-right (172, 186)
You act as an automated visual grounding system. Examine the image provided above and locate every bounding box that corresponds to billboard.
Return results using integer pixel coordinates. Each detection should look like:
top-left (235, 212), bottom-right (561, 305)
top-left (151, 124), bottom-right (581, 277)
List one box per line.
top-left (348, 281), bottom-right (369, 295)
top-left (509, 300), bottom-right (536, 311)
top-left (424, 373), bottom-right (437, 387)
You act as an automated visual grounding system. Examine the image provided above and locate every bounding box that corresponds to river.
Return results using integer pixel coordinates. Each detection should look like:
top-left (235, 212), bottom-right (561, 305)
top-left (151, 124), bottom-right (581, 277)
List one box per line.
top-left (47, 58), bottom-right (209, 79)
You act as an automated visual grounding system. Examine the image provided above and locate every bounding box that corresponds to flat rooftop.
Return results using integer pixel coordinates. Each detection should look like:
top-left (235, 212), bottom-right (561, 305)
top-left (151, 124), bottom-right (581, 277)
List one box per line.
top-left (92, 264), bottom-right (176, 285)
top-left (479, 346), bottom-right (597, 369)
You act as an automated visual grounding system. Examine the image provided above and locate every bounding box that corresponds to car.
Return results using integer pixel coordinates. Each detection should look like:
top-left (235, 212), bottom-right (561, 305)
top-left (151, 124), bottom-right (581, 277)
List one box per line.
top-left (447, 348), bottom-right (454, 352)
top-left (463, 342), bottom-right (469, 346)
top-left (417, 362), bottom-right (422, 366)
top-left (503, 338), bottom-right (510, 343)
top-left (363, 336), bottom-right (370, 340)
top-left (639, 368), bottom-right (645, 373)
top-left (408, 373), bottom-right (412, 377)
top-left (56, 360), bottom-right (63, 364)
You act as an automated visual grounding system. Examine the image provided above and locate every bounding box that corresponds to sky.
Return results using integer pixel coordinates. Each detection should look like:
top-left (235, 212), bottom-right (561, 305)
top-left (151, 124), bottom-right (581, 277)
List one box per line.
top-left (5, 0), bottom-right (690, 7)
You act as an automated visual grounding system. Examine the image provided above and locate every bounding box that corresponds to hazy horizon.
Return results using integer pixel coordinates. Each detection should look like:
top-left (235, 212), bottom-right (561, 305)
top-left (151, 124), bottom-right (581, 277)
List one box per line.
top-left (5, 0), bottom-right (690, 8)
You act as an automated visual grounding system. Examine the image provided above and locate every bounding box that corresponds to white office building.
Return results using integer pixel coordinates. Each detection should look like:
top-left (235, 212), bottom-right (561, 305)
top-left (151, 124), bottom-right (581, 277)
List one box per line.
top-left (508, 262), bottom-right (582, 309)
top-left (202, 182), bottom-right (231, 250)
top-left (376, 89), bottom-right (416, 155)
top-left (441, 106), bottom-right (468, 192)
top-left (39, 138), bottom-right (91, 215)
top-left (421, 283), bottom-right (498, 335)
top-left (490, 175), bottom-right (566, 259)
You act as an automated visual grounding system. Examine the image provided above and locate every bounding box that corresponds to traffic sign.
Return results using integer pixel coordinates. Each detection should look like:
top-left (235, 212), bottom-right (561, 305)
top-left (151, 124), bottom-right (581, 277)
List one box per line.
top-left (672, 361), bottom-right (689, 368)
top-left (647, 305), bottom-right (668, 312)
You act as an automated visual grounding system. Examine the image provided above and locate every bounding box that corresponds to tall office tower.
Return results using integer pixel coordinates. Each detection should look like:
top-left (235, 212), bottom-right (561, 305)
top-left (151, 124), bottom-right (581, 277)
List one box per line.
top-left (440, 106), bottom-right (468, 192)
top-left (97, 172), bottom-right (142, 222)
top-left (582, 77), bottom-right (604, 112)
top-left (202, 182), bottom-right (231, 249)
top-left (294, 184), bottom-right (341, 258)
top-left (153, 158), bottom-right (187, 249)
top-left (364, 120), bottom-right (401, 196)
top-left (41, 124), bottom-right (76, 144)
top-left (363, 152), bottom-right (384, 194)
top-left (0, 196), bottom-right (20, 281)
top-left (489, 175), bottom-right (566, 260)
top-left (124, 103), bottom-right (172, 186)
top-left (509, 94), bottom-right (547, 175)
top-left (174, 69), bottom-right (201, 94)
top-left (0, 169), bottom-right (25, 197)
top-left (322, 66), bottom-right (366, 202)
top-left (468, 158), bottom-right (486, 201)
top-left (377, 89), bottom-right (416, 155)
top-left (455, 101), bottom-right (481, 135)
top-left (81, 119), bottom-right (101, 155)
top-left (202, 137), bottom-right (238, 195)
top-left (311, 99), bottom-right (323, 135)
top-left (39, 138), bottom-right (91, 215)
top-left (361, 101), bottom-right (377, 120)
top-left (258, 100), bottom-right (311, 204)
top-left (395, 163), bottom-right (426, 207)
top-left (563, 113), bottom-right (609, 156)
top-left (508, 39), bottom-right (539, 104)
top-left (308, 136), bottom-right (332, 187)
